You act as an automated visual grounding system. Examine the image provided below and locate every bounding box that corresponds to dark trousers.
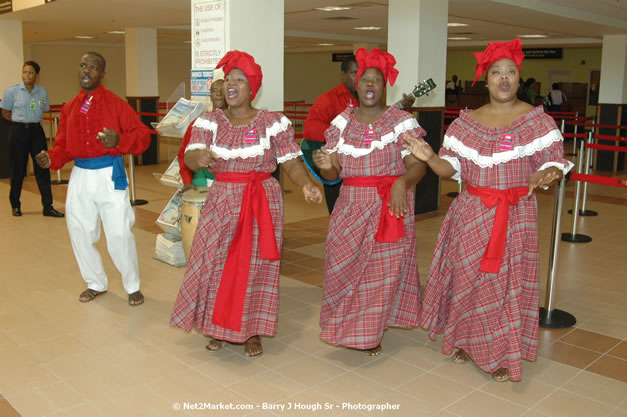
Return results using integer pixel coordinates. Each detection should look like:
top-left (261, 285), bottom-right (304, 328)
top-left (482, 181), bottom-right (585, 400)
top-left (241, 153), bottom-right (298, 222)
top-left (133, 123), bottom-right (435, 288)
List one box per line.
top-left (323, 182), bottom-right (341, 214)
top-left (9, 125), bottom-right (53, 209)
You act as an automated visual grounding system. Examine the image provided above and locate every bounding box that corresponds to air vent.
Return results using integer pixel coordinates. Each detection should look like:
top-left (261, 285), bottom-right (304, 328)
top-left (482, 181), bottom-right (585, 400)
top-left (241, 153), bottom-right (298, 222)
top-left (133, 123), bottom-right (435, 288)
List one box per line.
top-left (322, 16), bottom-right (359, 21)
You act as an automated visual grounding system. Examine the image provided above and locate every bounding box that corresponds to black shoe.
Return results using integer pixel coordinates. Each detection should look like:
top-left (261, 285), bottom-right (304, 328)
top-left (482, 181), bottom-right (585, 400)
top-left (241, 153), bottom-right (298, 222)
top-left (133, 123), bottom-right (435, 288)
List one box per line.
top-left (12, 208), bottom-right (22, 217)
top-left (43, 207), bottom-right (64, 218)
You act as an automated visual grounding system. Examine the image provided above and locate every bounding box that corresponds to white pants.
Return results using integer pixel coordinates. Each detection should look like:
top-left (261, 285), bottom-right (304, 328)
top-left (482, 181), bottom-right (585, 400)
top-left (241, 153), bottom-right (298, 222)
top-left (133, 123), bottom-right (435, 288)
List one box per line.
top-left (66, 165), bottom-right (140, 294)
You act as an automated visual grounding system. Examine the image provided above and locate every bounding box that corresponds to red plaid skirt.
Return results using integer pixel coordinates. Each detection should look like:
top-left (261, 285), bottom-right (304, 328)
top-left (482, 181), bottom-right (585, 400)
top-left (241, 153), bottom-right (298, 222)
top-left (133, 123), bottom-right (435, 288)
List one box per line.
top-left (170, 177), bottom-right (283, 342)
top-left (320, 185), bottom-right (421, 349)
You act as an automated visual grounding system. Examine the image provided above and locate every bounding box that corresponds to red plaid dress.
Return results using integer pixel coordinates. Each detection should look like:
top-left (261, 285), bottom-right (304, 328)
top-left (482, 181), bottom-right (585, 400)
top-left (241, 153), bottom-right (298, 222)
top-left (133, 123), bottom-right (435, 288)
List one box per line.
top-left (419, 106), bottom-right (573, 381)
top-left (170, 109), bottom-right (301, 342)
top-left (319, 106), bottom-right (425, 350)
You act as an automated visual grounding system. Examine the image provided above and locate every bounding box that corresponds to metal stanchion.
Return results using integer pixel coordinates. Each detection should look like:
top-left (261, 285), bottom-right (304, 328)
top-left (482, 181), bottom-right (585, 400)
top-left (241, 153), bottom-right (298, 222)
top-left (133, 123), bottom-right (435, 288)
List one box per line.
top-left (540, 178), bottom-right (576, 328)
top-left (561, 139), bottom-right (591, 243)
top-left (568, 131), bottom-right (598, 217)
top-left (566, 112), bottom-right (579, 156)
top-left (128, 155), bottom-right (148, 206)
top-left (446, 181), bottom-right (462, 198)
top-left (50, 117), bottom-right (69, 185)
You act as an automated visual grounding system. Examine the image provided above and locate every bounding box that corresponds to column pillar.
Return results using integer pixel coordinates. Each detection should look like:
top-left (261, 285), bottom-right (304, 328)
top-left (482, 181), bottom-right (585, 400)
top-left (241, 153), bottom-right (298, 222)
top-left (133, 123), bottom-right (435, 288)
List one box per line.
top-left (0, 20), bottom-right (25, 179)
top-left (596, 35), bottom-right (627, 172)
top-left (387, 0), bottom-right (448, 213)
top-left (125, 27), bottom-right (159, 164)
top-left (223, 0), bottom-right (284, 111)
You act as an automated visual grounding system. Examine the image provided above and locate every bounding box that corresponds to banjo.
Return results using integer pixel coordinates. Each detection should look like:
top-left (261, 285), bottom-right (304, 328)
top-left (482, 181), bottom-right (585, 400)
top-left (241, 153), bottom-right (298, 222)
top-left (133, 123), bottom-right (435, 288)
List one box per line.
top-left (300, 78), bottom-right (437, 185)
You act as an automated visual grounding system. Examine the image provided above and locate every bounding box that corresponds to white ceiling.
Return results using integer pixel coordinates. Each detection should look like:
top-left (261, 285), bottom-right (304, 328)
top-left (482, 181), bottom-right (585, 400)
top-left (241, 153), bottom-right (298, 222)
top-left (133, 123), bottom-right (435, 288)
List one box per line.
top-left (2, 0), bottom-right (627, 51)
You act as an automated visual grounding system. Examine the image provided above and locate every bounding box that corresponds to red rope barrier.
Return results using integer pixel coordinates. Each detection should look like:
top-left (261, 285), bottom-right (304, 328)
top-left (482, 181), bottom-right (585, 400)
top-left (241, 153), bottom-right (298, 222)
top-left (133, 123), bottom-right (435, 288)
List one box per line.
top-left (42, 117), bottom-right (55, 121)
top-left (294, 133), bottom-right (304, 139)
top-left (562, 132), bottom-right (589, 139)
top-left (570, 173), bottom-right (627, 188)
top-left (584, 143), bottom-right (627, 152)
top-left (594, 134), bottom-right (627, 142)
top-left (566, 118), bottom-right (594, 126)
top-left (585, 124), bottom-right (627, 130)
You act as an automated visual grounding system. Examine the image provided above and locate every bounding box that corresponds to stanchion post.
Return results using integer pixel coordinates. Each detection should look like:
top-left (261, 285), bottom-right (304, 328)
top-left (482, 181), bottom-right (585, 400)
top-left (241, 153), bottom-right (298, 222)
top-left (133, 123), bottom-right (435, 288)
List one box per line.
top-left (128, 155), bottom-right (148, 206)
top-left (579, 131), bottom-right (598, 216)
top-left (540, 178), bottom-right (576, 328)
top-left (50, 117), bottom-right (69, 185)
top-left (562, 139), bottom-right (592, 243)
top-left (572, 112), bottom-right (579, 156)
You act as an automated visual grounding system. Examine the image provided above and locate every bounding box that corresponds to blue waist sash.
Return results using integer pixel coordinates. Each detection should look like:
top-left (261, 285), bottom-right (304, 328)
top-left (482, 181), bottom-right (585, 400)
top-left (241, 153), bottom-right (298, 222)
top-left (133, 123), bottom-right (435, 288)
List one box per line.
top-left (74, 155), bottom-right (128, 190)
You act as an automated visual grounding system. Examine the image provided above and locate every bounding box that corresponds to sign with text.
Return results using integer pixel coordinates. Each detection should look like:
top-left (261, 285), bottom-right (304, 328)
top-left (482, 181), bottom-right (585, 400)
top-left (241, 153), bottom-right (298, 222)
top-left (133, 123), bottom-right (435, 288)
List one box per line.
top-left (192, 0), bottom-right (225, 69)
top-left (522, 48), bottom-right (563, 59)
top-left (190, 69), bottom-right (214, 97)
top-left (332, 52), bottom-right (355, 62)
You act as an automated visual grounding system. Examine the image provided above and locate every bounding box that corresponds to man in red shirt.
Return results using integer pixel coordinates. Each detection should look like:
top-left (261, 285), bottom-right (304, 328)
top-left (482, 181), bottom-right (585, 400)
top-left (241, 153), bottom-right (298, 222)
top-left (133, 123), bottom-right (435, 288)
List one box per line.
top-left (304, 56), bottom-right (359, 213)
top-left (36, 52), bottom-right (151, 306)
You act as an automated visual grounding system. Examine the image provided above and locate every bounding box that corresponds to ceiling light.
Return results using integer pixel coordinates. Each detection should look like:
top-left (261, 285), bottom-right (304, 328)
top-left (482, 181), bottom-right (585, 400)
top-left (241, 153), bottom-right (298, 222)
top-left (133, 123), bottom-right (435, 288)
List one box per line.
top-left (317, 43), bottom-right (335, 46)
top-left (354, 26), bottom-right (382, 31)
top-left (74, 35), bottom-right (95, 39)
top-left (448, 37), bottom-right (471, 40)
top-left (518, 34), bottom-right (547, 38)
top-left (447, 23), bottom-right (468, 27)
top-left (314, 7), bottom-right (352, 12)
top-left (107, 30), bottom-right (125, 35)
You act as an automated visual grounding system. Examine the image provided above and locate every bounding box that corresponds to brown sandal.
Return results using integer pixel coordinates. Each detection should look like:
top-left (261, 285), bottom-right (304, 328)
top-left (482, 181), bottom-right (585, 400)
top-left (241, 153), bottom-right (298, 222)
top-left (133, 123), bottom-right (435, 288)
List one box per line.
top-left (79, 289), bottom-right (107, 302)
top-left (492, 368), bottom-right (510, 382)
top-left (452, 349), bottom-right (470, 365)
top-left (205, 338), bottom-right (227, 351)
top-left (128, 290), bottom-right (144, 306)
top-left (244, 336), bottom-right (263, 357)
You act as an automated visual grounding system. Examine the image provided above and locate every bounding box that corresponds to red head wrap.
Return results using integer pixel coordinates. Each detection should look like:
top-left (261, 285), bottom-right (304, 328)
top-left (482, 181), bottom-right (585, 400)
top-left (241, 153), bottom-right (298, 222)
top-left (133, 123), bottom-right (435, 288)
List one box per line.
top-left (216, 50), bottom-right (263, 100)
top-left (355, 48), bottom-right (399, 88)
top-left (472, 38), bottom-right (525, 86)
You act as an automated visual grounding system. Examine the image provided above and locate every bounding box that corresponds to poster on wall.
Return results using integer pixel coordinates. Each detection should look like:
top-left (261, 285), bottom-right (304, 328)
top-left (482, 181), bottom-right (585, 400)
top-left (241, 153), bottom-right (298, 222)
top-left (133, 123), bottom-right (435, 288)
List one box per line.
top-left (191, 0), bottom-right (225, 69)
top-left (190, 69), bottom-right (214, 97)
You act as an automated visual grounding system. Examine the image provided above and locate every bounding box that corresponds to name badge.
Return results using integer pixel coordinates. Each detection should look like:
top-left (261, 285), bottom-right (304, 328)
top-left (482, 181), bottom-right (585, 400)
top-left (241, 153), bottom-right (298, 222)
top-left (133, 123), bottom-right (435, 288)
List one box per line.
top-left (30, 99), bottom-right (37, 110)
top-left (500, 134), bottom-right (514, 151)
top-left (244, 128), bottom-right (257, 143)
top-left (80, 96), bottom-right (93, 114)
top-left (364, 125), bottom-right (375, 143)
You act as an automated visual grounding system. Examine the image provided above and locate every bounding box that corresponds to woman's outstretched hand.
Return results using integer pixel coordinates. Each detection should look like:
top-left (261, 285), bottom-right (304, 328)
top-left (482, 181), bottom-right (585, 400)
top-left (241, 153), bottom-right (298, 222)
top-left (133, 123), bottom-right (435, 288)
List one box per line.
top-left (403, 133), bottom-right (435, 162)
top-left (528, 167), bottom-right (562, 195)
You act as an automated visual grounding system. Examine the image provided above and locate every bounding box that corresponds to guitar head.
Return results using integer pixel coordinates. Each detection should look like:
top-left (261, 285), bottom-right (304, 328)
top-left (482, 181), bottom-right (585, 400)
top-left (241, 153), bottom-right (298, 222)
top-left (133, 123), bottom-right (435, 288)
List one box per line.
top-left (411, 78), bottom-right (437, 98)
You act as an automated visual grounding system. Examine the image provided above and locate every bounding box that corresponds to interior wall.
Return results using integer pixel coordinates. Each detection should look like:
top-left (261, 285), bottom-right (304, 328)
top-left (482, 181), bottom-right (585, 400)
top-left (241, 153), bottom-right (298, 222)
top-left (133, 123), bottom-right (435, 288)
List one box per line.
top-left (445, 46), bottom-right (602, 96)
top-left (29, 43), bottom-right (191, 106)
top-left (284, 52), bottom-right (346, 104)
top-left (27, 43), bottom-right (602, 109)
top-left (29, 43), bottom-right (126, 104)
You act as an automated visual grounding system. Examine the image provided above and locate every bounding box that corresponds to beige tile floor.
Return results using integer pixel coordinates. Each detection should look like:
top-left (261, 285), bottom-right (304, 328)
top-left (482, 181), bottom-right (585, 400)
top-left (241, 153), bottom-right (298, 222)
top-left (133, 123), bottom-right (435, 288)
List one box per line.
top-left (0, 152), bottom-right (626, 417)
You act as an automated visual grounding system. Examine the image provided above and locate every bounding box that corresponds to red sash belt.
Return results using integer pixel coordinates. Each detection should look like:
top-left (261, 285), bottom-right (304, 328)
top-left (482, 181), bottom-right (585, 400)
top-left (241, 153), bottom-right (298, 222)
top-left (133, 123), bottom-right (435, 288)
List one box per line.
top-left (212, 172), bottom-right (279, 331)
top-left (343, 176), bottom-right (405, 243)
top-left (466, 185), bottom-right (528, 274)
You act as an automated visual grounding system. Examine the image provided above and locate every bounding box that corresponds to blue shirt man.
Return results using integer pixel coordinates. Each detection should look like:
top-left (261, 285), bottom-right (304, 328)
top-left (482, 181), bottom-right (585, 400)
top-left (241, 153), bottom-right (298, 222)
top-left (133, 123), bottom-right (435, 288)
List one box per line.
top-left (1, 60), bottom-right (63, 217)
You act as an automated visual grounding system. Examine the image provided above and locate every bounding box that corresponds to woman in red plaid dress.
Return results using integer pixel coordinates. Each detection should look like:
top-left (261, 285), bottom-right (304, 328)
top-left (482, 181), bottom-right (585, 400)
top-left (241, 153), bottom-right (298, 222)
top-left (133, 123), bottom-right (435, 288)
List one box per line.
top-left (405, 39), bottom-right (573, 381)
top-left (170, 51), bottom-right (322, 357)
top-left (314, 48), bottom-right (427, 356)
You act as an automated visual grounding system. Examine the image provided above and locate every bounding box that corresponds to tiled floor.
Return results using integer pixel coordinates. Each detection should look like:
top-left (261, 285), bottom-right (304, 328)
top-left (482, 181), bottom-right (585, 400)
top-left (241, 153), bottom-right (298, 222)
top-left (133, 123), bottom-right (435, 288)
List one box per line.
top-left (1, 151), bottom-right (626, 417)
